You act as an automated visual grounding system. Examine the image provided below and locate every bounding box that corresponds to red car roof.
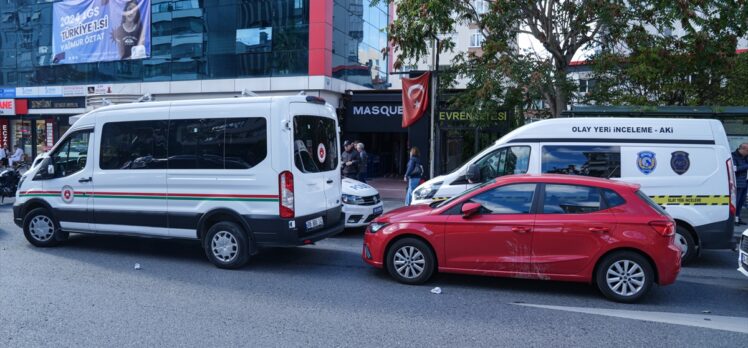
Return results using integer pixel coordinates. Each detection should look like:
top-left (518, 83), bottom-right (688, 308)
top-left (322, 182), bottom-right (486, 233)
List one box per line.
top-left (494, 174), bottom-right (641, 191)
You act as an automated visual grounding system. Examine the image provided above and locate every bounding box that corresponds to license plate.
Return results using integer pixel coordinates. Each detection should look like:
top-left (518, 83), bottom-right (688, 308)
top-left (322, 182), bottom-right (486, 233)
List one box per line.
top-left (306, 217), bottom-right (324, 230)
top-left (373, 206), bottom-right (383, 215)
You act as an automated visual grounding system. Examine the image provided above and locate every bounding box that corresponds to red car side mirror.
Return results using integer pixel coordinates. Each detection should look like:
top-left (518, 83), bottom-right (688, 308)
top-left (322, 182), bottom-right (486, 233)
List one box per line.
top-left (461, 202), bottom-right (482, 218)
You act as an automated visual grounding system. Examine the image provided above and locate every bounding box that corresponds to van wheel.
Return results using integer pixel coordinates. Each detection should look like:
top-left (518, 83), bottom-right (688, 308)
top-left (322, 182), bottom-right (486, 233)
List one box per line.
top-left (23, 208), bottom-right (65, 247)
top-left (595, 251), bottom-right (654, 303)
top-left (203, 222), bottom-right (250, 269)
top-left (386, 238), bottom-right (435, 285)
top-left (674, 226), bottom-right (696, 265)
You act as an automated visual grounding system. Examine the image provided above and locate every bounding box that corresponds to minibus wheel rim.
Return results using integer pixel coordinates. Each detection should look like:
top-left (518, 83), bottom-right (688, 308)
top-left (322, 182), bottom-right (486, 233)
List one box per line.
top-left (212, 231), bottom-right (239, 263)
top-left (29, 215), bottom-right (54, 242)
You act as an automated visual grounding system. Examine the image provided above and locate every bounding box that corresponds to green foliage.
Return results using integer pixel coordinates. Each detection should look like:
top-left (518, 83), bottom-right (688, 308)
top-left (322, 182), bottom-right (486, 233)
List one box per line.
top-left (376, 0), bottom-right (628, 117)
top-left (377, 0), bottom-right (748, 116)
top-left (587, 0), bottom-right (748, 106)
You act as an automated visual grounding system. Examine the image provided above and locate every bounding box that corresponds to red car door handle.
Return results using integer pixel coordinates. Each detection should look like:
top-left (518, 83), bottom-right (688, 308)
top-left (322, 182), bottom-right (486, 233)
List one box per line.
top-left (589, 227), bottom-right (610, 233)
top-left (511, 227), bottom-right (530, 234)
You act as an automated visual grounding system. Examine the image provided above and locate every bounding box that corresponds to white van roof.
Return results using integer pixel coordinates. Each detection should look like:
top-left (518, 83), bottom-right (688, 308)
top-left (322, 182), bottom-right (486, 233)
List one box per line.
top-left (70, 95), bottom-right (328, 127)
top-left (497, 117), bottom-right (724, 146)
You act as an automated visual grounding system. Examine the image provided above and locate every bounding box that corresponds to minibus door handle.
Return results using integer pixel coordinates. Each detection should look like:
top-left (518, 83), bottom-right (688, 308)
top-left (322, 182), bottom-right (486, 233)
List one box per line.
top-left (78, 177), bottom-right (92, 183)
top-left (326, 179), bottom-right (333, 184)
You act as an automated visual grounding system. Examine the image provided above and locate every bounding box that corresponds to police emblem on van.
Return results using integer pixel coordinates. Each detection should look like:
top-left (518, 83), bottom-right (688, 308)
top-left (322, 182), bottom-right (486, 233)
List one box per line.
top-left (637, 151), bottom-right (657, 175)
top-left (670, 151), bottom-right (690, 175)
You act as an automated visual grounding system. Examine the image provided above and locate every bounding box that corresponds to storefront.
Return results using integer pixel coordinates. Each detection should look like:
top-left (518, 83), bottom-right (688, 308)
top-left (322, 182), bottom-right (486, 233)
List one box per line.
top-left (343, 90), bottom-right (519, 178)
top-left (0, 97), bottom-right (85, 161)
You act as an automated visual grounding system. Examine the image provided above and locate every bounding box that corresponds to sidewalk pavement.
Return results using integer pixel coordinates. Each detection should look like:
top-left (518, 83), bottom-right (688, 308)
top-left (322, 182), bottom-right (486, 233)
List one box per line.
top-left (367, 177), bottom-right (407, 202)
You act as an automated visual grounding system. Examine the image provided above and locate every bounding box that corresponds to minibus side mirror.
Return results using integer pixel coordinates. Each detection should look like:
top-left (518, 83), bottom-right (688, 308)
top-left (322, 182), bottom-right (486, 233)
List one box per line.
top-left (466, 164), bottom-right (482, 183)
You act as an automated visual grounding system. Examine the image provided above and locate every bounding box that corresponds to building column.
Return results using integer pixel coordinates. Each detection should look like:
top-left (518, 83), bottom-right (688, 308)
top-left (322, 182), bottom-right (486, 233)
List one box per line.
top-left (309, 0), bottom-right (333, 77)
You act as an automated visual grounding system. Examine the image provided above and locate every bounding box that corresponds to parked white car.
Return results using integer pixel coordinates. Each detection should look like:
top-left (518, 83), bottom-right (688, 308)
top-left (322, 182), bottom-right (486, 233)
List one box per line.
top-left (342, 178), bottom-right (383, 228)
top-left (739, 229), bottom-right (748, 277)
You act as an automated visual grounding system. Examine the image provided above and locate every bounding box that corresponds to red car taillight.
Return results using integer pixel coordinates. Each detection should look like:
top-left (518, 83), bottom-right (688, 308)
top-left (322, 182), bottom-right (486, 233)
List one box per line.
top-left (279, 171), bottom-right (294, 218)
top-left (649, 220), bottom-right (674, 237)
top-left (727, 159), bottom-right (736, 216)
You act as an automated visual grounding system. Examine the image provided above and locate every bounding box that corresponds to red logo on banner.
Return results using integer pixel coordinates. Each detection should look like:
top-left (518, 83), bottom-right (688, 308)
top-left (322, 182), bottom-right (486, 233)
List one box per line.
top-left (401, 72), bottom-right (431, 128)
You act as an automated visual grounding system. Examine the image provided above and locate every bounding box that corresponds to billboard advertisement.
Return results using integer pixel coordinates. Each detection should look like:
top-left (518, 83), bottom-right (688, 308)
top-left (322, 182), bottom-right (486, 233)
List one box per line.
top-left (52, 0), bottom-right (151, 65)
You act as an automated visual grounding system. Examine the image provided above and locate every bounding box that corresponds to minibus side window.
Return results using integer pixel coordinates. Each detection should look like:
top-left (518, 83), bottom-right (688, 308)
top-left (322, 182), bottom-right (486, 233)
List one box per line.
top-left (101, 121), bottom-right (168, 170)
top-left (51, 130), bottom-right (90, 177)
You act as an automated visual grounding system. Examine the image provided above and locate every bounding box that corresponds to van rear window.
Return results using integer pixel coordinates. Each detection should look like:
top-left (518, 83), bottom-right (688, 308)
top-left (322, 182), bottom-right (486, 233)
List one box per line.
top-left (293, 115), bottom-right (338, 173)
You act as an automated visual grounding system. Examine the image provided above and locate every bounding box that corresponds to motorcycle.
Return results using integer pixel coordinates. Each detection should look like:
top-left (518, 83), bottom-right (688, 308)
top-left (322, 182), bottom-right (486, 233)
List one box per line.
top-left (0, 164), bottom-right (24, 204)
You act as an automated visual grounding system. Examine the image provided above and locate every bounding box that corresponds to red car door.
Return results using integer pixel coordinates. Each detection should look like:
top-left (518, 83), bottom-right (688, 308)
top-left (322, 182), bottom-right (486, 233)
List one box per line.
top-left (444, 183), bottom-right (537, 273)
top-left (531, 183), bottom-right (618, 276)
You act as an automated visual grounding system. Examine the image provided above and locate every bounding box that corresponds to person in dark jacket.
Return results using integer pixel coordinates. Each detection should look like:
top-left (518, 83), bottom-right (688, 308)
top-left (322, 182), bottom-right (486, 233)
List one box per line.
top-left (341, 140), bottom-right (360, 179)
top-left (732, 143), bottom-right (748, 224)
top-left (404, 147), bottom-right (423, 205)
top-left (356, 142), bottom-right (368, 183)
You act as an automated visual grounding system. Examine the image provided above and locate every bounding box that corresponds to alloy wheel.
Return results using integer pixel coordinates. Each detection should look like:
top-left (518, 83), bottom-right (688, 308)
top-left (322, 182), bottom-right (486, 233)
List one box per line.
top-left (606, 260), bottom-right (646, 297)
top-left (393, 246), bottom-right (426, 279)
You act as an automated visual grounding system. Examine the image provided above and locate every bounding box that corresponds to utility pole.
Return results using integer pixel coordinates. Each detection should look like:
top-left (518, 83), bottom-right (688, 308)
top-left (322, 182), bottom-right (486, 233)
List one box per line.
top-left (429, 38), bottom-right (439, 179)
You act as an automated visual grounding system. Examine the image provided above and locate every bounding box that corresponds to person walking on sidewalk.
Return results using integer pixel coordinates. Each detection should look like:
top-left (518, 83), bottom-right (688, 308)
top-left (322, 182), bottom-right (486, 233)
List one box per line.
top-left (0, 146), bottom-right (6, 168)
top-left (356, 142), bottom-right (368, 183)
top-left (404, 147), bottom-right (423, 206)
top-left (732, 143), bottom-right (748, 225)
top-left (341, 140), bottom-right (360, 179)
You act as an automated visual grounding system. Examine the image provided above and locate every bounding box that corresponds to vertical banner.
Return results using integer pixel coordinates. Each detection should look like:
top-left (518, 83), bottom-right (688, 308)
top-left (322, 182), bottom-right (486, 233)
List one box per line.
top-left (401, 72), bottom-right (431, 128)
top-left (53, 0), bottom-right (151, 65)
top-left (0, 119), bottom-right (8, 149)
top-left (46, 119), bottom-right (55, 149)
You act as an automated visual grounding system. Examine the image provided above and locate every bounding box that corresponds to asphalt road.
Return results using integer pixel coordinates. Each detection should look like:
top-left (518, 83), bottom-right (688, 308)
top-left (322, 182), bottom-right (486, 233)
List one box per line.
top-left (1, 199), bottom-right (747, 347)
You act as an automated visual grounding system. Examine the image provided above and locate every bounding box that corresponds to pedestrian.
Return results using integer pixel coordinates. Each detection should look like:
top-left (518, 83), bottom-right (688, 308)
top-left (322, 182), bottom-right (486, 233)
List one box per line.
top-left (356, 142), bottom-right (368, 183)
top-left (8, 144), bottom-right (24, 168)
top-left (404, 146), bottom-right (423, 206)
top-left (732, 143), bottom-right (748, 225)
top-left (0, 145), bottom-right (6, 168)
top-left (341, 140), bottom-right (360, 179)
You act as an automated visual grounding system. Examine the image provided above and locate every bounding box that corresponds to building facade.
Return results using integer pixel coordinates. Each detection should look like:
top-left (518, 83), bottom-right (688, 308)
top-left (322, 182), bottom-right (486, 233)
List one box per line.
top-left (0, 0), bottom-right (389, 159)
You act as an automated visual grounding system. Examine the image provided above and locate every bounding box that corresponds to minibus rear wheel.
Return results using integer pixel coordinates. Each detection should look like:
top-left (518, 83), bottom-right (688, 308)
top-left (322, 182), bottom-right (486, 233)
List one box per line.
top-left (203, 221), bottom-right (250, 269)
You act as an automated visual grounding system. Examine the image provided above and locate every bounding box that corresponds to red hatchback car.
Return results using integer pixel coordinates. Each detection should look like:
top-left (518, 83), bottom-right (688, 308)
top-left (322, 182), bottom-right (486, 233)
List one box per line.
top-left (363, 175), bottom-right (681, 302)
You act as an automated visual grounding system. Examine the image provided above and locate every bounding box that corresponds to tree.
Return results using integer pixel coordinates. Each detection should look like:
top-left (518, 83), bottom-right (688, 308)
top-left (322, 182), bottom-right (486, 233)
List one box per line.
top-left (379, 0), bottom-right (629, 117)
top-left (587, 1), bottom-right (748, 106)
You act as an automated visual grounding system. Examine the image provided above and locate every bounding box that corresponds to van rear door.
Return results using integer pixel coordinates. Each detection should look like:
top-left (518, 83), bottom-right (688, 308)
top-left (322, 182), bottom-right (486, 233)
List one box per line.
top-left (290, 103), bottom-right (340, 220)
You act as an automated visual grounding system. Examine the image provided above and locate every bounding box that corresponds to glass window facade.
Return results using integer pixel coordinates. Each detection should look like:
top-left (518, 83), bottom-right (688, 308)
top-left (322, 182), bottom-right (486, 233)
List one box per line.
top-left (0, 0), bottom-right (310, 86)
top-left (332, 0), bottom-right (389, 89)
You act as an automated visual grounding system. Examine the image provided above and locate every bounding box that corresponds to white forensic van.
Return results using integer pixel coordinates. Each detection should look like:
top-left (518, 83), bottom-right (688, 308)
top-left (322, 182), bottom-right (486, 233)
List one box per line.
top-left (13, 95), bottom-right (344, 269)
top-left (411, 118), bottom-right (736, 264)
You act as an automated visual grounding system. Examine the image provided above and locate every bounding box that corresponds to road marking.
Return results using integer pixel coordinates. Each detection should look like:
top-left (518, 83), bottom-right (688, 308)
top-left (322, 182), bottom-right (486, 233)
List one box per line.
top-left (512, 303), bottom-right (748, 334)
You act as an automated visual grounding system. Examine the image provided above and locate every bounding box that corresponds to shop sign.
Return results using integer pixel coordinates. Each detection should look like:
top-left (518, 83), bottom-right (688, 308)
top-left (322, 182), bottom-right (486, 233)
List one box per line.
top-left (46, 120), bottom-right (55, 148)
top-left (15, 86), bottom-right (65, 98)
top-left (0, 87), bottom-right (15, 98)
top-left (63, 85), bottom-right (87, 96)
top-left (29, 97), bottom-right (86, 110)
top-left (0, 99), bottom-right (15, 115)
top-left (437, 109), bottom-right (511, 126)
top-left (0, 119), bottom-right (8, 148)
top-left (346, 101), bottom-right (406, 133)
top-left (86, 84), bottom-right (113, 95)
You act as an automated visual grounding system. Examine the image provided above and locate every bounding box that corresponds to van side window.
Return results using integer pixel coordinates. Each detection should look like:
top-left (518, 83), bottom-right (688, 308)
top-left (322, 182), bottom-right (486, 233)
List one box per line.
top-left (51, 130), bottom-right (90, 177)
top-left (542, 184), bottom-right (602, 214)
top-left (168, 117), bottom-right (267, 170)
top-left (100, 121), bottom-right (168, 170)
top-left (541, 145), bottom-right (621, 178)
top-left (473, 146), bottom-right (531, 182)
